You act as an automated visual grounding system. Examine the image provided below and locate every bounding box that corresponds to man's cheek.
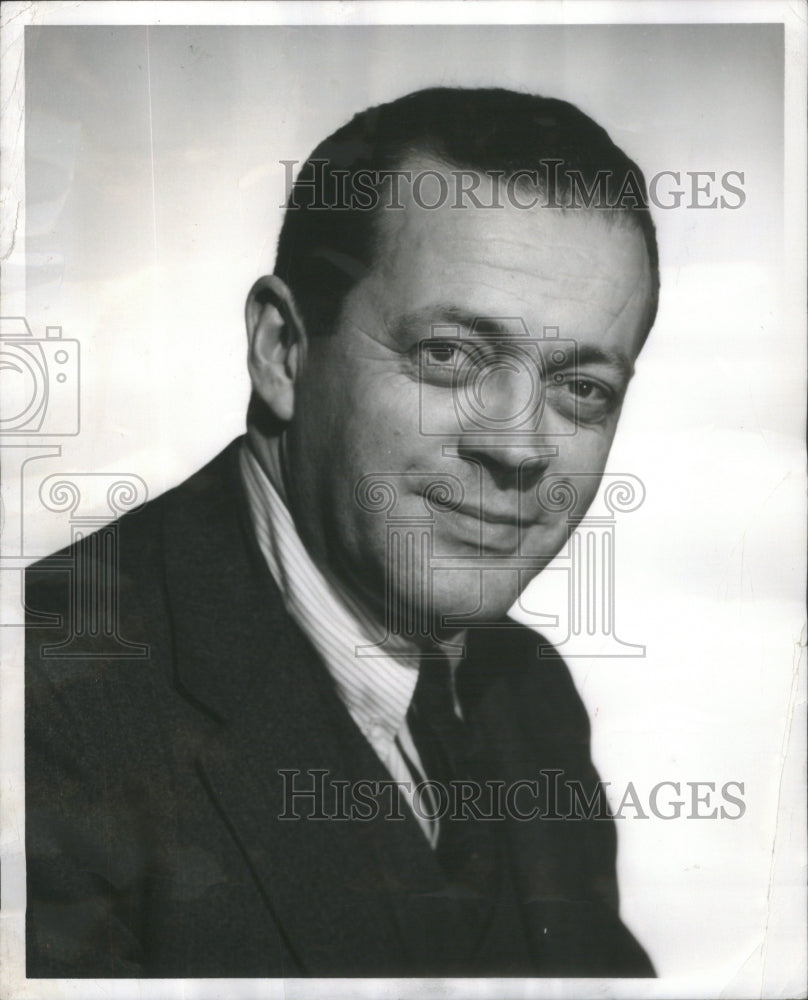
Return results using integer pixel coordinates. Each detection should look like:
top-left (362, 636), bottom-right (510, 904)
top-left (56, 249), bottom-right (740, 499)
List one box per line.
top-left (557, 429), bottom-right (615, 473)
top-left (523, 517), bottom-right (570, 560)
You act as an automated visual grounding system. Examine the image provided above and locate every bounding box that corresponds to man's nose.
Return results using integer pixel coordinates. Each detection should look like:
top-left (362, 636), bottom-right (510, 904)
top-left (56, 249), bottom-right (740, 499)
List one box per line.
top-left (452, 358), bottom-right (561, 487)
top-left (456, 435), bottom-right (556, 491)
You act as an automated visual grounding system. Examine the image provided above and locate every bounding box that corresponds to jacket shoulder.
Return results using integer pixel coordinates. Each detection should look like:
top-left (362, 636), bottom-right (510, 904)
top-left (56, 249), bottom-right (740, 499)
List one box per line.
top-left (25, 439), bottom-right (244, 620)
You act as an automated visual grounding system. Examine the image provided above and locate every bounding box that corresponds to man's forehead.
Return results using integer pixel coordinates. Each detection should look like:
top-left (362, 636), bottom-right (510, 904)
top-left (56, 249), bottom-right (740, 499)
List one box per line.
top-left (375, 164), bottom-right (648, 277)
top-left (370, 191), bottom-right (651, 339)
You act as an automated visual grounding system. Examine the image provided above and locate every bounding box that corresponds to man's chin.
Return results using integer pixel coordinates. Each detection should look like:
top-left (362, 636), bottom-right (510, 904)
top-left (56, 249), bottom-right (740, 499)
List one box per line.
top-left (428, 568), bottom-right (523, 631)
top-left (346, 563), bottom-right (544, 651)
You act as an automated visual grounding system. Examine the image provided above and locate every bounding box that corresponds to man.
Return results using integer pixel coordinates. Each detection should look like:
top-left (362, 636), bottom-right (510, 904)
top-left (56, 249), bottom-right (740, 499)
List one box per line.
top-left (26, 87), bottom-right (659, 977)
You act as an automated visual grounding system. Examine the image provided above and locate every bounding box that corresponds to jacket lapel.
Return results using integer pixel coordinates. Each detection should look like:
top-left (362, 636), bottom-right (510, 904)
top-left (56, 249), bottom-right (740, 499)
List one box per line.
top-left (460, 626), bottom-right (643, 975)
top-left (461, 626), bottom-right (591, 898)
top-left (157, 441), bottom-right (470, 974)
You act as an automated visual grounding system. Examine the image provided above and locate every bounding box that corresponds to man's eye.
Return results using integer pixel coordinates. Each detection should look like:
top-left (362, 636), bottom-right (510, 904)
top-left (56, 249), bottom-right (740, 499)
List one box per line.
top-left (422, 341), bottom-right (461, 365)
top-left (549, 374), bottom-right (617, 422)
top-left (566, 379), bottom-right (606, 400)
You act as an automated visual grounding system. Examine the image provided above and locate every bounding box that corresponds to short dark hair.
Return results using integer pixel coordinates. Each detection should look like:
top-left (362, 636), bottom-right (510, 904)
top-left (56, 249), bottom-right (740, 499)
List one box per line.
top-left (275, 86), bottom-right (659, 342)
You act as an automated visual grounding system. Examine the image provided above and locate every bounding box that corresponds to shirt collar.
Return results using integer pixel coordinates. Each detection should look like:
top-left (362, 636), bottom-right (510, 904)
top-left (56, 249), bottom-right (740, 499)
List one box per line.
top-left (239, 438), bottom-right (419, 746)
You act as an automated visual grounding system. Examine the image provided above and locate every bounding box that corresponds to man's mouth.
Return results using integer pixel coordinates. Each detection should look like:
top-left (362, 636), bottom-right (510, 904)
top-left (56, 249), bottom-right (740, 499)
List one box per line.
top-left (430, 497), bottom-right (525, 546)
top-left (410, 487), bottom-right (557, 558)
top-left (425, 489), bottom-right (525, 526)
top-left (450, 503), bottom-right (521, 526)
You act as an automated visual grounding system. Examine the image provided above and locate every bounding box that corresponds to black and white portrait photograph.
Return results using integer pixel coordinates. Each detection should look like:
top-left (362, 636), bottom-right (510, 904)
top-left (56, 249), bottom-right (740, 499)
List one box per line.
top-left (1, 2), bottom-right (805, 998)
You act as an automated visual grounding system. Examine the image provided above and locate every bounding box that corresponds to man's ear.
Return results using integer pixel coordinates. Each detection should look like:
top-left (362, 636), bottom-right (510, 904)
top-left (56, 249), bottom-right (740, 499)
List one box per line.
top-left (245, 275), bottom-right (307, 423)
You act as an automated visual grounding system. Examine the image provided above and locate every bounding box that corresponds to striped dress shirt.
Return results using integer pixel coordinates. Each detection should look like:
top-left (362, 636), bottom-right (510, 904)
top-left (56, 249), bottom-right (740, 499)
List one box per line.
top-left (239, 439), bottom-right (441, 845)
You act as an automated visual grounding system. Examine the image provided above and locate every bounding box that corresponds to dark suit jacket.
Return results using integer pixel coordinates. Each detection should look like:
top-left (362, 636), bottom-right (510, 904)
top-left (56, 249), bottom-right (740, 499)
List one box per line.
top-left (25, 438), bottom-right (654, 978)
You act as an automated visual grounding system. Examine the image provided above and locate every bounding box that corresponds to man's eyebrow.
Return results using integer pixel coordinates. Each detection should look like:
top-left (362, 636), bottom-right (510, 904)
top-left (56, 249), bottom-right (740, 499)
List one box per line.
top-left (392, 305), bottom-right (558, 342)
top-left (559, 345), bottom-right (636, 381)
top-left (391, 305), bottom-right (487, 340)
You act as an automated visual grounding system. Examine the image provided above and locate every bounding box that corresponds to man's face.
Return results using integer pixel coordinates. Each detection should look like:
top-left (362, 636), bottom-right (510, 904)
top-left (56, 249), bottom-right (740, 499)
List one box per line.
top-left (283, 168), bottom-right (653, 636)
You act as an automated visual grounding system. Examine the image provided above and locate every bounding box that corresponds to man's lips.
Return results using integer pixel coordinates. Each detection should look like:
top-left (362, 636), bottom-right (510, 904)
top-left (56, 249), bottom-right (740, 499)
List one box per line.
top-left (434, 504), bottom-right (527, 556)
top-left (420, 490), bottom-right (531, 527)
top-left (449, 503), bottom-right (521, 526)
top-left (410, 490), bottom-right (559, 556)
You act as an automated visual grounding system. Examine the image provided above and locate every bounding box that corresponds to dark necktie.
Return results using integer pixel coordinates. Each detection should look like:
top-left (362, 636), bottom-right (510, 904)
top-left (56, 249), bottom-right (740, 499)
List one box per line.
top-left (406, 654), bottom-right (500, 896)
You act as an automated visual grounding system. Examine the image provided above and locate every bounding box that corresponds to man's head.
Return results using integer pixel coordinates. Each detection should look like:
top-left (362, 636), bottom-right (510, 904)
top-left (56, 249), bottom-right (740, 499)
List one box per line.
top-left (246, 87), bottom-right (659, 638)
